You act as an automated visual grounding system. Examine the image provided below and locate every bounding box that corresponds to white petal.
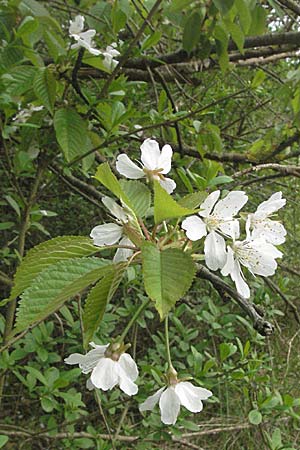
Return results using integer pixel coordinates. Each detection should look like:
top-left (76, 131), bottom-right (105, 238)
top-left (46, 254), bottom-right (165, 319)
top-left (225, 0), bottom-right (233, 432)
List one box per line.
top-left (221, 246), bottom-right (235, 276)
top-left (86, 377), bottom-right (95, 391)
top-left (199, 191), bottom-right (220, 218)
top-left (175, 381), bottom-right (212, 413)
top-left (219, 219), bottom-right (240, 239)
top-left (91, 358), bottom-right (119, 390)
top-left (251, 220), bottom-right (286, 245)
top-left (65, 346), bottom-right (106, 374)
top-left (79, 29), bottom-right (96, 41)
top-left (182, 215), bottom-right (207, 241)
top-left (118, 366), bottom-right (138, 396)
top-left (139, 387), bottom-right (166, 412)
top-left (158, 144), bottom-right (173, 174)
top-left (231, 260), bottom-right (250, 298)
top-left (140, 138), bottom-right (161, 170)
top-left (88, 47), bottom-right (102, 56)
top-left (245, 240), bottom-right (282, 276)
top-left (159, 177), bottom-right (176, 194)
top-left (118, 353), bottom-right (139, 381)
top-left (113, 237), bottom-right (134, 263)
top-left (255, 192), bottom-right (286, 218)
top-left (213, 191), bottom-right (248, 219)
top-left (204, 231), bottom-right (227, 271)
top-left (159, 386), bottom-right (181, 425)
top-left (102, 196), bottom-right (128, 222)
top-left (116, 154), bottom-right (144, 179)
top-left (90, 223), bottom-right (123, 246)
top-left (69, 15), bottom-right (84, 35)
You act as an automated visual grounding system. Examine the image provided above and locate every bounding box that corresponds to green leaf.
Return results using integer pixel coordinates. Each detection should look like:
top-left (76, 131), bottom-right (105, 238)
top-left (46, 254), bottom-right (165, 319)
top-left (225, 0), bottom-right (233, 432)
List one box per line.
top-left (213, 0), bottom-right (234, 14)
top-left (154, 181), bottom-right (197, 224)
top-left (178, 191), bottom-right (207, 209)
top-left (41, 396), bottom-right (54, 412)
top-left (235, 0), bottom-right (252, 34)
top-left (119, 180), bottom-right (151, 217)
top-left (248, 5), bottom-right (266, 35)
top-left (83, 263), bottom-right (126, 347)
top-left (14, 257), bottom-right (111, 333)
top-left (4, 66), bottom-right (37, 96)
top-left (251, 69), bottom-right (266, 88)
top-left (33, 67), bottom-right (56, 114)
top-left (0, 436), bottom-right (8, 448)
top-left (19, 0), bottom-right (50, 16)
top-left (141, 31), bottom-right (162, 51)
top-left (248, 409), bottom-right (262, 425)
top-left (95, 162), bottom-right (125, 201)
top-left (16, 16), bottom-right (39, 37)
top-left (224, 20), bottom-right (244, 54)
top-left (219, 342), bottom-right (237, 361)
top-left (142, 242), bottom-right (196, 319)
top-left (183, 12), bottom-right (202, 53)
top-left (6, 236), bottom-right (98, 304)
top-left (54, 108), bottom-right (88, 162)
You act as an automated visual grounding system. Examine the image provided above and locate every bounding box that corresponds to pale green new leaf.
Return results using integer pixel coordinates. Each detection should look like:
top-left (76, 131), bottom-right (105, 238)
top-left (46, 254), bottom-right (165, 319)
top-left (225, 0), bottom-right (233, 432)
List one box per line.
top-left (33, 68), bottom-right (56, 114)
top-left (14, 257), bottom-right (111, 333)
top-left (54, 108), bottom-right (88, 162)
top-left (7, 236), bottom-right (98, 303)
top-left (154, 181), bottom-right (197, 224)
top-left (83, 263), bottom-right (126, 347)
top-left (182, 12), bottom-right (202, 53)
top-left (178, 191), bottom-right (207, 209)
top-left (119, 180), bottom-right (151, 217)
top-left (142, 242), bottom-right (196, 318)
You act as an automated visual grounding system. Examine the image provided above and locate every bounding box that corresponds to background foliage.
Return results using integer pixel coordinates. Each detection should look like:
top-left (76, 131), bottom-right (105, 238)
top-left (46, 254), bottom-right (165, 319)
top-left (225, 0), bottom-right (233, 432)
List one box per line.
top-left (1, 0), bottom-right (300, 448)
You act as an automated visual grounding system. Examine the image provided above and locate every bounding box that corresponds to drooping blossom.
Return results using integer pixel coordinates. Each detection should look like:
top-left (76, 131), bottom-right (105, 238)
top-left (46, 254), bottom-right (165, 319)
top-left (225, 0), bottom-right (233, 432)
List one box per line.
top-left (69, 15), bottom-right (101, 55)
top-left (246, 192), bottom-right (286, 245)
top-left (13, 105), bottom-right (44, 123)
top-left (101, 43), bottom-right (120, 70)
top-left (90, 196), bottom-right (134, 263)
top-left (116, 138), bottom-right (176, 194)
top-left (182, 190), bottom-right (248, 271)
top-left (140, 381), bottom-right (212, 425)
top-left (65, 342), bottom-right (138, 396)
top-left (221, 238), bottom-right (283, 298)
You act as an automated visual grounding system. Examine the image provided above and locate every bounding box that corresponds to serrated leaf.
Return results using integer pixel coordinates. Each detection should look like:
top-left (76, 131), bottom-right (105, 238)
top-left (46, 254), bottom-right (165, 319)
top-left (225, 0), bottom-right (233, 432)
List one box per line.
top-left (178, 191), bottom-right (207, 209)
top-left (83, 263), bottom-right (126, 347)
top-left (154, 181), bottom-right (197, 224)
top-left (54, 108), bottom-right (88, 162)
top-left (5, 236), bottom-right (98, 304)
top-left (14, 257), bottom-right (111, 333)
top-left (182, 12), bottom-right (202, 53)
top-left (119, 180), bottom-right (151, 217)
top-left (19, 0), bottom-right (50, 16)
top-left (94, 163), bottom-right (126, 201)
top-left (5, 66), bottom-right (37, 96)
top-left (142, 242), bottom-right (196, 319)
top-left (33, 68), bottom-right (56, 114)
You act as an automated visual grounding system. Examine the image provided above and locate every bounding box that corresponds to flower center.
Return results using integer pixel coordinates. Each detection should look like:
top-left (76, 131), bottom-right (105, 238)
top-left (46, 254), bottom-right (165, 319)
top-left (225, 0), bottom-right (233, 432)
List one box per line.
top-left (143, 167), bottom-right (165, 181)
top-left (204, 215), bottom-right (220, 231)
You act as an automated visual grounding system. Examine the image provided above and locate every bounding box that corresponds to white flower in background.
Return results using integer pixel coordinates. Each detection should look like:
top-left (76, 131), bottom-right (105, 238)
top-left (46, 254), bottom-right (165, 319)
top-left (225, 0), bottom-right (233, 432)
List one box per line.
top-left (221, 238), bottom-right (283, 298)
top-left (182, 190), bottom-right (248, 271)
top-left (140, 381), bottom-right (212, 425)
top-left (65, 342), bottom-right (138, 395)
top-left (69, 15), bottom-right (101, 56)
top-left (13, 105), bottom-right (44, 123)
top-left (101, 42), bottom-right (120, 70)
top-left (116, 138), bottom-right (176, 194)
top-left (246, 192), bottom-right (286, 245)
top-left (90, 196), bottom-right (134, 263)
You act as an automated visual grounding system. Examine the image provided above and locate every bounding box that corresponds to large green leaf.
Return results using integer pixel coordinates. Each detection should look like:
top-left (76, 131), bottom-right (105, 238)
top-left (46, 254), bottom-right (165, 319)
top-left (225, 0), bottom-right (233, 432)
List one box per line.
top-left (183, 12), bottom-right (202, 53)
top-left (154, 181), bottom-right (197, 224)
top-left (5, 66), bottom-right (37, 96)
top-left (178, 191), bottom-right (207, 209)
top-left (54, 108), bottom-right (88, 162)
top-left (7, 236), bottom-right (98, 303)
top-left (14, 257), bottom-right (111, 333)
top-left (94, 163), bottom-right (126, 201)
top-left (33, 67), bottom-right (56, 114)
top-left (83, 263), bottom-right (126, 347)
top-left (119, 180), bottom-right (151, 217)
top-left (142, 242), bottom-right (196, 319)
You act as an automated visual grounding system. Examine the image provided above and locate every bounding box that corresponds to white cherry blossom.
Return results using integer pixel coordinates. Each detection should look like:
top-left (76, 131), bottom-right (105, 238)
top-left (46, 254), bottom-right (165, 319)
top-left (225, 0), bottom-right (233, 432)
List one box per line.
top-left (65, 342), bottom-right (138, 396)
top-left (90, 196), bottom-right (134, 263)
top-left (116, 138), bottom-right (176, 194)
top-left (69, 15), bottom-right (101, 56)
top-left (246, 192), bottom-right (286, 245)
top-left (182, 190), bottom-right (248, 271)
top-left (221, 238), bottom-right (283, 298)
top-left (101, 43), bottom-right (120, 70)
top-left (139, 381), bottom-right (212, 425)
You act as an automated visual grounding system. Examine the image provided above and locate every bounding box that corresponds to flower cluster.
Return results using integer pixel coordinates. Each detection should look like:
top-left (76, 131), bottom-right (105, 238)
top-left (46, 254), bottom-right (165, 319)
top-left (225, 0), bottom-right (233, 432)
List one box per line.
top-left (68, 15), bottom-right (120, 69)
top-left (65, 136), bottom-right (286, 426)
top-left (182, 190), bottom-right (286, 298)
top-left (65, 343), bottom-right (212, 425)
